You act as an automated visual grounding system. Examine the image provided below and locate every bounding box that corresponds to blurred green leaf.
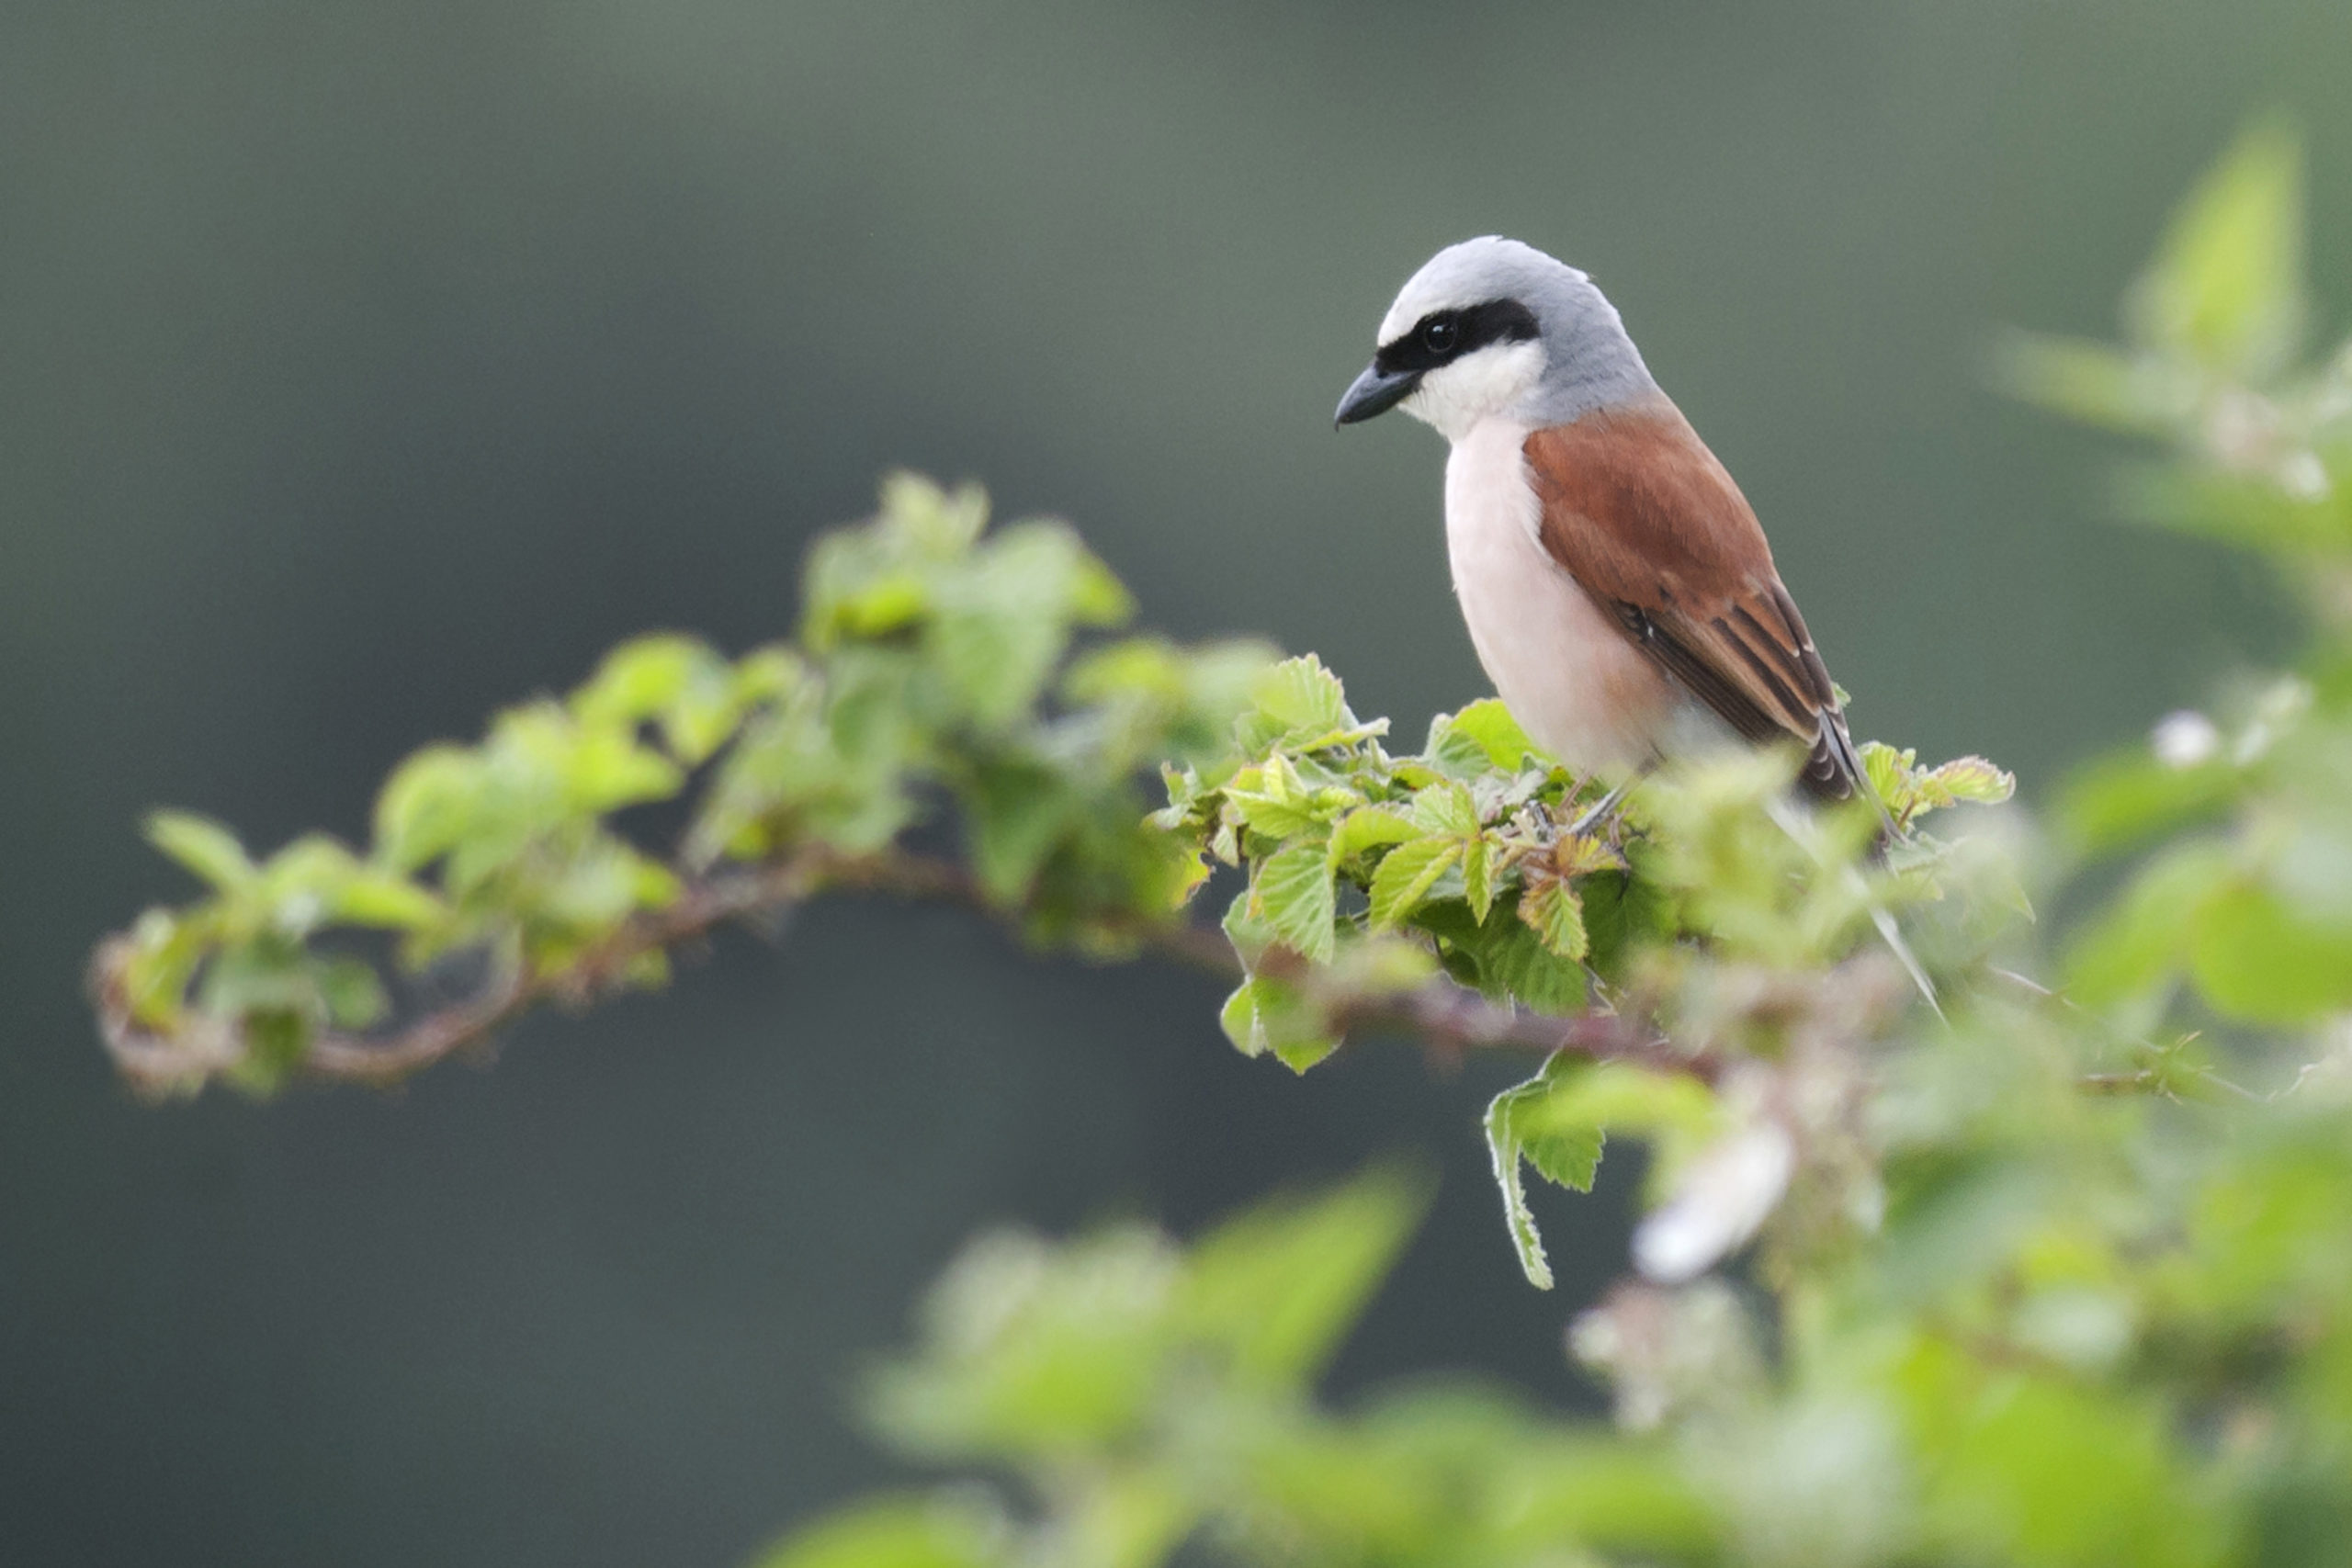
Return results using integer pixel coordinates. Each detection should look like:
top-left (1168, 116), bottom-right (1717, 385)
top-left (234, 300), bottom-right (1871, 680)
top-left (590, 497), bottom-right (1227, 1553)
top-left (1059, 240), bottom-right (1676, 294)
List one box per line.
top-left (2128, 118), bottom-right (2304, 376)
top-left (2064, 840), bottom-right (2233, 1010)
top-left (144, 810), bottom-right (255, 893)
top-left (2060, 745), bottom-right (2239, 856)
top-left (754, 1495), bottom-right (1004, 1568)
top-left (1182, 1168), bottom-right (1427, 1388)
top-left (2188, 879), bottom-right (2352, 1024)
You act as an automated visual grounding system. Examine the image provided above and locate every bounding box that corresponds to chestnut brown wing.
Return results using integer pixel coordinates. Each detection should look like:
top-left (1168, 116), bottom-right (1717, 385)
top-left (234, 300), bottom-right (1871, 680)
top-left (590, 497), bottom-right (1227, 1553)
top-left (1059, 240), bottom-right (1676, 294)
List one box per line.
top-left (1522, 408), bottom-right (1862, 801)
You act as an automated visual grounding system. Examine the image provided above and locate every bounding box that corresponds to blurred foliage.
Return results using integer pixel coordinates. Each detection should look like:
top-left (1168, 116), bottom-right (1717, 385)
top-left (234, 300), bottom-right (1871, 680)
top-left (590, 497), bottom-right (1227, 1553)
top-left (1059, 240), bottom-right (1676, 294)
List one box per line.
top-left (746, 124), bottom-right (2352, 1566)
top-left (87, 123), bottom-right (2352, 1567)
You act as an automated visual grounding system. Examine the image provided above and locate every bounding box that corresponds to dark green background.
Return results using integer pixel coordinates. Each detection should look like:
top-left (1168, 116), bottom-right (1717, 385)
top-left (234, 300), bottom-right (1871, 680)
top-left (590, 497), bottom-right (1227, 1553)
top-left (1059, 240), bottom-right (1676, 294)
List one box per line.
top-left (5, 4), bottom-right (2348, 1563)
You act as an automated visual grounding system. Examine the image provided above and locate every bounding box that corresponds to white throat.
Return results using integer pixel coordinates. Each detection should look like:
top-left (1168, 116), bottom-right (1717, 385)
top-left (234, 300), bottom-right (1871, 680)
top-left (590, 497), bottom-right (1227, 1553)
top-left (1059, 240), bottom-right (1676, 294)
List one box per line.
top-left (1400, 341), bottom-right (1544, 443)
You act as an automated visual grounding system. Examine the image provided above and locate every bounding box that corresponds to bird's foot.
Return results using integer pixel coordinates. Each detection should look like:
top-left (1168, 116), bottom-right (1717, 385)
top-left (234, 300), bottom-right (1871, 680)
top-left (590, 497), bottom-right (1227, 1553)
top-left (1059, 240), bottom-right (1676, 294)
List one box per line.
top-left (1563, 782), bottom-right (1630, 840)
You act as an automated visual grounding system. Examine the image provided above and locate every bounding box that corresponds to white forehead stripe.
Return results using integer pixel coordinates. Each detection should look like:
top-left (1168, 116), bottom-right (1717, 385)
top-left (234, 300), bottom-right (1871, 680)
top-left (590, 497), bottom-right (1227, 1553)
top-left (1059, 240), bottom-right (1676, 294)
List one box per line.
top-left (1375, 235), bottom-right (1591, 344)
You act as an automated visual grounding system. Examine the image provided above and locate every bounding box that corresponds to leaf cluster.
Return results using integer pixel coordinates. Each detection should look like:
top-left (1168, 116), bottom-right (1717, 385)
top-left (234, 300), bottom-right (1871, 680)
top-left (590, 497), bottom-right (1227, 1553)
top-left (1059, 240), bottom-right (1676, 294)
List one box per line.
top-left (98, 475), bottom-right (1272, 1092)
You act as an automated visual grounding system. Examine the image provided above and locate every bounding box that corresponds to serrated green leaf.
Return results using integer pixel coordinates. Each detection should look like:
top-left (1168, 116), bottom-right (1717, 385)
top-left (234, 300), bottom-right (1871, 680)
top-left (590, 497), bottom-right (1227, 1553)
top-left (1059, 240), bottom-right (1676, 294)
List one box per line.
top-left (1486, 1090), bottom-right (1554, 1290)
top-left (1437, 698), bottom-right (1538, 769)
top-left (1519, 877), bottom-right (1590, 961)
top-left (1223, 754), bottom-right (1355, 840)
top-left (1367, 838), bottom-right (1462, 930)
top-left (1272, 1028), bottom-right (1340, 1074)
top-left (1462, 836), bottom-right (1495, 922)
top-left (1327, 806), bottom-right (1418, 864)
top-left (1408, 781), bottom-right (1480, 839)
top-left (1926, 756), bottom-right (2017, 806)
top-left (145, 811), bottom-right (256, 892)
top-left (1485, 1059), bottom-right (1604, 1291)
top-left (1252, 843), bottom-right (1337, 963)
top-left (1249, 654), bottom-right (1346, 739)
top-left (1476, 913), bottom-right (1589, 1013)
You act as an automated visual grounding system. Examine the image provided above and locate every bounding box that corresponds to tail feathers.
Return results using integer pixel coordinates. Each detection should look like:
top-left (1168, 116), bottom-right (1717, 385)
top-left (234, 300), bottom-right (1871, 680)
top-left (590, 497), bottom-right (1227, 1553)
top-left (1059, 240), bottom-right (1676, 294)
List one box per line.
top-left (1806, 709), bottom-right (1910, 855)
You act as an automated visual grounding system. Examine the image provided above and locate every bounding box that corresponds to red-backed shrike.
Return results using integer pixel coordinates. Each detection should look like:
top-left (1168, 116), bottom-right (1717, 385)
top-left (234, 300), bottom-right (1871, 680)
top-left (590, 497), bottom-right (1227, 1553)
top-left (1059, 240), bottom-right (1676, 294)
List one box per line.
top-left (1336, 237), bottom-right (1868, 806)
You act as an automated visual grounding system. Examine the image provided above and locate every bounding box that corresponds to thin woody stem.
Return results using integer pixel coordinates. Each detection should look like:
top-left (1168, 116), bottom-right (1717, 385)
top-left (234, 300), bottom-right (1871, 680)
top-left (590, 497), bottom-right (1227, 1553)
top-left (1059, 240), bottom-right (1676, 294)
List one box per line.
top-left (91, 843), bottom-right (1696, 1093)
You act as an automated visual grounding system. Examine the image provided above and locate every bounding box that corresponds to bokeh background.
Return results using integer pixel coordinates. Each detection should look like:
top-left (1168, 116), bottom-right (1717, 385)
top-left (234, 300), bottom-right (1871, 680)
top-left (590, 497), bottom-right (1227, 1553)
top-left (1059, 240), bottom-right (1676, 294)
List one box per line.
top-left (6, 3), bottom-right (2350, 1563)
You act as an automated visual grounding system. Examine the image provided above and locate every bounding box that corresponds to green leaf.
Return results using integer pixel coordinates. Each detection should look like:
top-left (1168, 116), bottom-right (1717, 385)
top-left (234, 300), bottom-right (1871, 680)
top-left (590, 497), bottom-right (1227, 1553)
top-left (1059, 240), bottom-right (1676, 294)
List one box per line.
top-left (1218, 975), bottom-right (1337, 1071)
top-left (2060, 748), bottom-right (2237, 857)
top-left (1183, 1168), bottom-right (1428, 1388)
top-left (333, 867), bottom-right (446, 931)
top-left (1926, 755), bottom-right (2017, 806)
top-left (2128, 118), bottom-right (2305, 375)
top-left (118, 908), bottom-right (206, 1028)
top-left (2064, 840), bottom-right (2233, 1009)
top-left (1367, 838), bottom-right (1462, 931)
top-left (754, 1494), bottom-right (1004, 1568)
top-left (963, 765), bottom-right (1075, 906)
top-left (560, 727), bottom-right (685, 812)
top-left (1327, 806), bottom-right (1418, 865)
top-left (373, 745), bottom-right (484, 872)
top-left (1223, 754), bottom-right (1355, 840)
top-left (1461, 835), bottom-right (1495, 923)
top-left (1439, 698), bottom-right (1537, 768)
top-left (1238, 654), bottom-right (1385, 753)
top-left (573, 634), bottom-right (707, 722)
top-left (145, 811), bottom-right (256, 892)
top-left (1486, 1095), bottom-right (1555, 1290)
top-left (1995, 332), bottom-right (2193, 435)
top-left (1249, 655), bottom-right (1347, 742)
top-left (1408, 780), bottom-right (1481, 839)
top-left (1519, 877), bottom-right (1590, 961)
top-left (1474, 912), bottom-right (1589, 1013)
top-left (1218, 978), bottom-right (1266, 1057)
top-left (1424, 698), bottom-right (1540, 778)
top-left (1251, 843), bottom-right (1337, 964)
top-left (1485, 1055), bottom-right (1604, 1291)
top-left (2188, 880), bottom-right (2352, 1025)
top-left (315, 955), bottom-right (390, 1031)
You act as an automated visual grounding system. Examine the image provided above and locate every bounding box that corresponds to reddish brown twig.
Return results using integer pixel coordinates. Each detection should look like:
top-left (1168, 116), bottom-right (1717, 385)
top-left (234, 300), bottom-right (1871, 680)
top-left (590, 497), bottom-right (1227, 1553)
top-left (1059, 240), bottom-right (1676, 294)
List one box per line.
top-left (90, 842), bottom-right (1696, 1095)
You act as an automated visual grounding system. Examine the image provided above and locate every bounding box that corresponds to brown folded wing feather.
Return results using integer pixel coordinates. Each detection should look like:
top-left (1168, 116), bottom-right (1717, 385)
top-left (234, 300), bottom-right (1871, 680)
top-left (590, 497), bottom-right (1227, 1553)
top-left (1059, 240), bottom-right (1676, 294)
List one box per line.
top-left (1521, 404), bottom-right (1863, 802)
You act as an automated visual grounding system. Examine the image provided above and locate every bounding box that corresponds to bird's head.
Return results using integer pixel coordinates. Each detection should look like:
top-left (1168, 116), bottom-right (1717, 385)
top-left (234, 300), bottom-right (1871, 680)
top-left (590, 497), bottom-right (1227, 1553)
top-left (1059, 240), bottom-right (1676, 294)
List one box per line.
top-left (1335, 236), bottom-right (1656, 442)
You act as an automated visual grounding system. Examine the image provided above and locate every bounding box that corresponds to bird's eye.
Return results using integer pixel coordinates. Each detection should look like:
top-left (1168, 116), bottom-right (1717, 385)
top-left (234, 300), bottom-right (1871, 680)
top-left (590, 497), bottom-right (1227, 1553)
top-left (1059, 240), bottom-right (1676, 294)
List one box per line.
top-left (1421, 318), bottom-right (1459, 355)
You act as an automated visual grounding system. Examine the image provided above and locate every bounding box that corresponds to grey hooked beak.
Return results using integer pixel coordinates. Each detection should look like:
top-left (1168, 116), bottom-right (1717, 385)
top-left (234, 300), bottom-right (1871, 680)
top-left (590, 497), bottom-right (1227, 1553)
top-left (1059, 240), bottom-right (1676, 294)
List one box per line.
top-left (1333, 362), bottom-right (1420, 427)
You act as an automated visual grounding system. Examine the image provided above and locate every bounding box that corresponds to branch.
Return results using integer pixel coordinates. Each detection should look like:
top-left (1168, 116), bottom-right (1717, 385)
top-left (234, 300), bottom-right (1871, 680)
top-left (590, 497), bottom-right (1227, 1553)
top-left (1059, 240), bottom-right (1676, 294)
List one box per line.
top-left (90, 842), bottom-right (1691, 1094)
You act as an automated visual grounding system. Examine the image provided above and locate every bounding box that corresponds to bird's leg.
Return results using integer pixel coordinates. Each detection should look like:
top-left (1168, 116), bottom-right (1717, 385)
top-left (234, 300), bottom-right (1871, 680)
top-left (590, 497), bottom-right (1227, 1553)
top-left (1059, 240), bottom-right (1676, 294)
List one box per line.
top-left (1565, 781), bottom-right (1631, 838)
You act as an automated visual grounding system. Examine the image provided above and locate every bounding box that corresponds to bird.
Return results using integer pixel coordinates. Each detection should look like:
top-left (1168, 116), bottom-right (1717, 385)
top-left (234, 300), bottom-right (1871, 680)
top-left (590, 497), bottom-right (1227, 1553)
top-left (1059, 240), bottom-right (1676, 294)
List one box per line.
top-left (1334, 236), bottom-right (1874, 815)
